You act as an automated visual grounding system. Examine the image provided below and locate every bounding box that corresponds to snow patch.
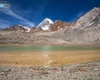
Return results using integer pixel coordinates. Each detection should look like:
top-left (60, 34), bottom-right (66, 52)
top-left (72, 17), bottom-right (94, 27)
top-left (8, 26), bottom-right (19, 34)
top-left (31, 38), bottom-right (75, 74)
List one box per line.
top-left (24, 26), bottom-right (31, 32)
top-left (72, 26), bottom-right (77, 29)
top-left (83, 22), bottom-right (94, 29)
top-left (41, 25), bottom-right (49, 30)
top-left (87, 22), bottom-right (94, 26)
top-left (98, 24), bottom-right (100, 26)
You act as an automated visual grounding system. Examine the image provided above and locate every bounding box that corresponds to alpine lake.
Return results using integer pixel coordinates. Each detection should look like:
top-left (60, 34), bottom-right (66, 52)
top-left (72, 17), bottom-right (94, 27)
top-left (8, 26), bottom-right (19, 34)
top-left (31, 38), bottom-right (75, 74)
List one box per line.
top-left (0, 45), bottom-right (100, 66)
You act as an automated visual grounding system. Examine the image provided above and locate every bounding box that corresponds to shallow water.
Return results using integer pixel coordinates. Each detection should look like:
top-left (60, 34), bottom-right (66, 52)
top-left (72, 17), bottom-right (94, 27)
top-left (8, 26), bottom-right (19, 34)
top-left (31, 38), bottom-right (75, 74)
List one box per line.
top-left (0, 45), bottom-right (100, 66)
top-left (0, 45), bottom-right (99, 52)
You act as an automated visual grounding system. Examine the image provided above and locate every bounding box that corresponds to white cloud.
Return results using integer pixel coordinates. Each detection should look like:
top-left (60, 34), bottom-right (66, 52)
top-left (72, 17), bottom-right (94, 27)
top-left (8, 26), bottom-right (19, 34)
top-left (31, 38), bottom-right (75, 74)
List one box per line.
top-left (77, 11), bottom-right (85, 17)
top-left (0, 23), bottom-right (10, 28)
top-left (0, 8), bottom-right (35, 27)
top-left (70, 11), bottom-right (85, 21)
top-left (0, 19), bottom-right (8, 23)
top-left (20, 21), bottom-right (35, 27)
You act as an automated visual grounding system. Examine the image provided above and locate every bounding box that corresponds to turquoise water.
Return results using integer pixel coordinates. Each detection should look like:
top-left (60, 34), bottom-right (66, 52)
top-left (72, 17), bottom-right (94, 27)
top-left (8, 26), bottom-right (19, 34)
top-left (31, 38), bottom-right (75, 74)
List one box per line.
top-left (0, 46), bottom-right (100, 52)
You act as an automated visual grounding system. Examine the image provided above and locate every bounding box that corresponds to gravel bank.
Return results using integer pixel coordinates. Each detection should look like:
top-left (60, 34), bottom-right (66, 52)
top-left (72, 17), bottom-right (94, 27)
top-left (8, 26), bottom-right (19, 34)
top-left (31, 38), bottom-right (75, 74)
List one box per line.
top-left (0, 61), bottom-right (100, 80)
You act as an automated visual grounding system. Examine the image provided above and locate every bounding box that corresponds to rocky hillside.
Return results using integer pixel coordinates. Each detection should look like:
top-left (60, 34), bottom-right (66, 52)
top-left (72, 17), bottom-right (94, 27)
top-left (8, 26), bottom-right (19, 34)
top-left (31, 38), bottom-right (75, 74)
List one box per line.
top-left (50, 20), bottom-right (72, 31)
top-left (30, 27), bottom-right (43, 33)
top-left (3, 24), bottom-right (31, 32)
top-left (49, 7), bottom-right (100, 44)
top-left (72, 7), bottom-right (100, 29)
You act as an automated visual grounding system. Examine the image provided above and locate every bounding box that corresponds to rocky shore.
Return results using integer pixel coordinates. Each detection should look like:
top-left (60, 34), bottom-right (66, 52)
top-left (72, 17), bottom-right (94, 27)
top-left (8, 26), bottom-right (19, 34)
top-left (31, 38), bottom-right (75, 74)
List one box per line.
top-left (0, 61), bottom-right (100, 80)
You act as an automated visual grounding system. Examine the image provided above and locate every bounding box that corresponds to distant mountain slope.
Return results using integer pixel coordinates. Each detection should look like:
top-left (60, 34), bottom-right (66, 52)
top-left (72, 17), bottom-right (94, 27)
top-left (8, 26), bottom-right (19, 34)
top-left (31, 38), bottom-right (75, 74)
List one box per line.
top-left (50, 7), bottom-right (100, 44)
top-left (73, 7), bottom-right (100, 29)
top-left (3, 24), bottom-right (31, 32)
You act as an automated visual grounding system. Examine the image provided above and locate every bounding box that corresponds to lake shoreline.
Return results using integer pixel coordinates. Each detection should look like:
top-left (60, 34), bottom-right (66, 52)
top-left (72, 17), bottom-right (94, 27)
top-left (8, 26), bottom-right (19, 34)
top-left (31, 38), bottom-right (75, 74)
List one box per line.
top-left (0, 43), bottom-right (100, 47)
top-left (0, 60), bottom-right (100, 67)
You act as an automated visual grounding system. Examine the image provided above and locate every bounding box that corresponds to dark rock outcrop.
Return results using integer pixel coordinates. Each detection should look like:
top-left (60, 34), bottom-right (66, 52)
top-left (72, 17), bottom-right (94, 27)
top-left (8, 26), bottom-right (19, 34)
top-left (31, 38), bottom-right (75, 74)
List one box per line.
top-left (30, 27), bottom-right (43, 33)
top-left (50, 20), bottom-right (72, 31)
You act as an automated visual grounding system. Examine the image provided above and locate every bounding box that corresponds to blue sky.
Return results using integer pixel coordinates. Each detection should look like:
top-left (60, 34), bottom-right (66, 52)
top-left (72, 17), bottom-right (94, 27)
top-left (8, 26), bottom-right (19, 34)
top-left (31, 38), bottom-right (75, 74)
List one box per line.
top-left (0, 0), bottom-right (100, 28)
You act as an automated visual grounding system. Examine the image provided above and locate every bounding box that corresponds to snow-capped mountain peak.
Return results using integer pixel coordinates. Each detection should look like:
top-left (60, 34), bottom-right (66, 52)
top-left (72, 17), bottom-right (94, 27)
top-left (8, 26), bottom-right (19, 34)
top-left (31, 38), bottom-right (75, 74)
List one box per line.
top-left (37, 18), bottom-right (53, 30)
top-left (44, 18), bottom-right (53, 24)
